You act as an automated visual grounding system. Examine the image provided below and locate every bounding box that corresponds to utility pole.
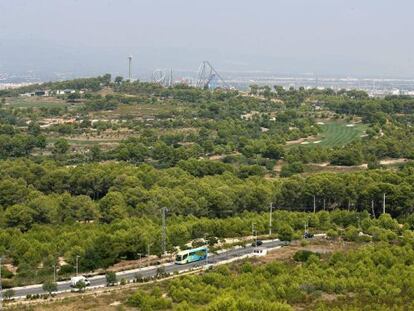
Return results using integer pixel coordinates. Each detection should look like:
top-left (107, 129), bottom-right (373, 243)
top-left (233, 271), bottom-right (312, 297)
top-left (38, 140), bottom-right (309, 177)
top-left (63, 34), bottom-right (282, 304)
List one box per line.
top-left (252, 223), bottom-right (256, 247)
top-left (269, 203), bottom-right (273, 236)
top-left (313, 196), bottom-right (316, 213)
top-left (383, 193), bottom-right (386, 215)
top-left (137, 253), bottom-right (141, 271)
top-left (169, 68), bottom-right (173, 87)
top-left (53, 264), bottom-right (56, 283)
top-left (75, 255), bottom-right (80, 276)
top-left (147, 243), bottom-right (151, 267)
top-left (0, 256), bottom-right (3, 311)
top-left (161, 207), bottom-right (168, 256)
top-left (371, 200), bottom-right (376, 218)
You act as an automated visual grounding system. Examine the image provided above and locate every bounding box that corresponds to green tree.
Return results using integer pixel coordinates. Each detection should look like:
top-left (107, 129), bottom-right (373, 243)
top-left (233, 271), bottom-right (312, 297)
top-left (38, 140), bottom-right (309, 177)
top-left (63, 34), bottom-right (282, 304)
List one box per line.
top-left (280, 162), bottom-right (304, 177)
top-left (4, 204), bottom-right (35, 231)
top-left (3, 289), bottom-right (15, 301)
top-left (52, 138), bottom-right (70, 155)
top-left (42, 280), bottom-right (58, 296)
top-left (106, 271), bottom-right (117, 286)
top-left (114, 76), bottom-right (124, 84)
top-left (99, 191), bottom-right (128, 223)
top-left (263, 143), bottom-right (284, 160)
top-left (75, 280), bottom-right (86, 292)
top-left (277, 224), bottom-right (294, 241)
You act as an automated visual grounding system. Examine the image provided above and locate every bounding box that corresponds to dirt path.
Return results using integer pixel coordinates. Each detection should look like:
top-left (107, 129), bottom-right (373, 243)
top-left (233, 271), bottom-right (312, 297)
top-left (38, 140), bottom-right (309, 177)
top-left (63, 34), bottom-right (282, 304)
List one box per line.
top-left (286, 136), bottom-right (317, 145)
top-left (379, 158), bottom-right (408, 165)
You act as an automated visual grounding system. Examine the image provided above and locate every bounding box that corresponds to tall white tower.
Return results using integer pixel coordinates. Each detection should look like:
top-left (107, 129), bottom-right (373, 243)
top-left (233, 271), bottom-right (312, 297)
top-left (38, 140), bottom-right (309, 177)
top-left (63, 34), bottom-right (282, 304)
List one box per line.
top-left (128, 56), bottom-right (133, 80)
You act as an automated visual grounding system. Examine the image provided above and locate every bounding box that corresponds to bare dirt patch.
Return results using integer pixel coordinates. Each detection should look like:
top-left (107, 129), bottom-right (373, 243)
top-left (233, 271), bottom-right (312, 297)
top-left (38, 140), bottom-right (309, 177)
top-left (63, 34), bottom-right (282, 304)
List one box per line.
top-left (286, 136), bottom-right (317, 145)
top-left (380, 158), bottom-right (408, 165)
top-left (257, 239), bottom-right (358, 264)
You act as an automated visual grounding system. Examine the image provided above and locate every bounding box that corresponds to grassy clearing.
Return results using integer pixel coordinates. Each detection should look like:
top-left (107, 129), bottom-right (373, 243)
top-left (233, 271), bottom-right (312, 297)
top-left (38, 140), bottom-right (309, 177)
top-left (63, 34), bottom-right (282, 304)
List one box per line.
top-left (289, 121), bottom-right (368, 148)
top-left (317, 121), bottom-right (367, 147)
top-left (91, 103), bottom-right (185, 120)
top-left (6, 97), bottom-right (68, 108)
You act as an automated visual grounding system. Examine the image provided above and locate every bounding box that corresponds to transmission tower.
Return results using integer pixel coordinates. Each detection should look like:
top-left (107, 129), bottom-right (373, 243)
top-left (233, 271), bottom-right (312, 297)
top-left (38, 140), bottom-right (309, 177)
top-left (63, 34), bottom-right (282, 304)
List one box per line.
top-left (196, 61), bottom-right (230, 89)
top-left (152, 69), bottom-right (174, 87)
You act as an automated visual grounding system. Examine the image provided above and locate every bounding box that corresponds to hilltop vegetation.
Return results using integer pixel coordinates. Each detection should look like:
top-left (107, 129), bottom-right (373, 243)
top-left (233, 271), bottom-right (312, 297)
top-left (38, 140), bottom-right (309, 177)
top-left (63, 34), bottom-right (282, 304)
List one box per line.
top-left (125, 240), bottom-right (414, 310)
top-left (1, 76), bottom-right (414, 172)
top-left (1, 76), bottom-right (414, 293)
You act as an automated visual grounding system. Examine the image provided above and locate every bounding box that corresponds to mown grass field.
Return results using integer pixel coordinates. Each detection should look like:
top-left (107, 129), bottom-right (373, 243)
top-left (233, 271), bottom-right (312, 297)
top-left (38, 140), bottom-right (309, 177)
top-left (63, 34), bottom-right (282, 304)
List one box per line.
top-left (291, 121), bottom-right (368, 148)
top-left (317, 122), bottom-right (367, 147)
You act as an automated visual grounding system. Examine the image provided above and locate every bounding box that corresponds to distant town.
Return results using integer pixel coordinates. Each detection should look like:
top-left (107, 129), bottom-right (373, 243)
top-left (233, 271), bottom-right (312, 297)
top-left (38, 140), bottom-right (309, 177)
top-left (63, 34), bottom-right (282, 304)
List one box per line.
top-left (2, 70), bottom-right (414, 97)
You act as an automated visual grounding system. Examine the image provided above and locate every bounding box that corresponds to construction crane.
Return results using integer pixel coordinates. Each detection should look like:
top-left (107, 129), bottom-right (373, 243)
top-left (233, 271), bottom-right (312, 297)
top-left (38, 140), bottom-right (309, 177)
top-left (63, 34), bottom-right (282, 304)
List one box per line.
top-left (195, 61), bottom-right (230, 90)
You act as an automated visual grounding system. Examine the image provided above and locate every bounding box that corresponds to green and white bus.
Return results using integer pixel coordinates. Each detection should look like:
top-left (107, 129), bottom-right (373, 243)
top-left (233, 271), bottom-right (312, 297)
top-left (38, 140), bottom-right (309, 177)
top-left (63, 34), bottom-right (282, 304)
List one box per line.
top-left (175, 246), bottom-right (208, 265)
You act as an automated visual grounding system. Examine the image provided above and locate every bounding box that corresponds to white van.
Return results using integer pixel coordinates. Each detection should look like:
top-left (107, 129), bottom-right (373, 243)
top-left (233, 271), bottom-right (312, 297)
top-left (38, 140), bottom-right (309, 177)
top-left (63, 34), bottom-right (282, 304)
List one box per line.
top-left (70, 276), bottom-right (91, 287)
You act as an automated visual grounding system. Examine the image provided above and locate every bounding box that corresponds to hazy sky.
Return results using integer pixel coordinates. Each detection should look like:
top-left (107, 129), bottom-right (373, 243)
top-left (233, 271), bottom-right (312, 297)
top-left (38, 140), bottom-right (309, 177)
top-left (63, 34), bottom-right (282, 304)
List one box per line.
top-left (1, 0), bottom-right (414, 78)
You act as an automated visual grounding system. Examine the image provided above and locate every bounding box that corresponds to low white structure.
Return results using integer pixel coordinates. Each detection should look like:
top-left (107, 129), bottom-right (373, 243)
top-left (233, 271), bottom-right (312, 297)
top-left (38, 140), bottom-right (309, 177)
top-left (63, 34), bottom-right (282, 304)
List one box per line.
top-left (252, 247), bottom-right (267, 257)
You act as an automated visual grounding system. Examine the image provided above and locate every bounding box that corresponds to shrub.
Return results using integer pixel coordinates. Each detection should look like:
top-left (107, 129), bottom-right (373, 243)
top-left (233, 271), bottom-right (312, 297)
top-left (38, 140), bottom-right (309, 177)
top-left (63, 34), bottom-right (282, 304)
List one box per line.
top-left (3, 289), bottom-right (15, 300)
top-left (106, 271), bottom-right (117, 286)
top-left (42, 281), bottom-right (57, 295)
top-left (280, 162), bottom-right (304, 177)
top-left (128, 289), bottom-right (172, 310)
top-left (278, 224), bottom-right (294, 241)
top-left (343, 225), bottom-right (359, 241)
top-left (293, 250), bottom-right (320, 262)
top-left (59, 264), bottom-right (75, 274)
top-left (327, 229), bottom-right (339, 240)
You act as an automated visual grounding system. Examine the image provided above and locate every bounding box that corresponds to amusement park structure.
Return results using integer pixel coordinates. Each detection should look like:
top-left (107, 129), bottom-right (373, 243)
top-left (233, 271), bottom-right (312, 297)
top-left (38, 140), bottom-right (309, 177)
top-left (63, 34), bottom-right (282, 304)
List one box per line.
top-left (151, 61), bottom-right (230, 90)
top-left (195, 61), bottom-right (230, 89)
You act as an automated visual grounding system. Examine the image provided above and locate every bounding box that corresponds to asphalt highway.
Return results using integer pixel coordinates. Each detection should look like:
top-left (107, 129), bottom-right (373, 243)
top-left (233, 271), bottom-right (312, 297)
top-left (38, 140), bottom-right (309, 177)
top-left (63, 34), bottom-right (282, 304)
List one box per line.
top-left (9, 239), bottom-right (286, 299)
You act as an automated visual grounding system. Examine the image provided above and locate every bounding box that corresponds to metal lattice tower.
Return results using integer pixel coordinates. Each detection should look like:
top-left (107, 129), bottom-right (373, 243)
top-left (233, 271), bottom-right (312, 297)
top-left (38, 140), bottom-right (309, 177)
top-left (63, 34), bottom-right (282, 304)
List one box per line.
top-left (195, 61), bottom-right (230, 89)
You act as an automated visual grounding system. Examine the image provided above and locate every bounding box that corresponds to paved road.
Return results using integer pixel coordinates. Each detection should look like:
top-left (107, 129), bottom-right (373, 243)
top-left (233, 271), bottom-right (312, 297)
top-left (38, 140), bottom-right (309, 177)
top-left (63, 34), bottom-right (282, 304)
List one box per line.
top-left (9, 240), bottom-right (286, 299)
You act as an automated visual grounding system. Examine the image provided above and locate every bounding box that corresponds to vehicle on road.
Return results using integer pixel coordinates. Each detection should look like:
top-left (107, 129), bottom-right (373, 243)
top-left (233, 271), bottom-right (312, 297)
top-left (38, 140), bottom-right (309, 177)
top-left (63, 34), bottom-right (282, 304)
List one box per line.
top-left (70, 276), bottom-right (90, 287)
top-left (303, 232), bottom-right (314, 239)
top-left (251, 240), bottom-right (263, 247)
top-left (175, 246), bottom-right (208, 265)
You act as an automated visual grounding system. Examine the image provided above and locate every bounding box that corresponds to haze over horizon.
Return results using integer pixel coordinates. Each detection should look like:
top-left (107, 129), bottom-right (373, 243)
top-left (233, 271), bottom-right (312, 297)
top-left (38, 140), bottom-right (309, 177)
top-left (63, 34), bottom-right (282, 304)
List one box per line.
top-left (1, 0), bottom-right (414, 80)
